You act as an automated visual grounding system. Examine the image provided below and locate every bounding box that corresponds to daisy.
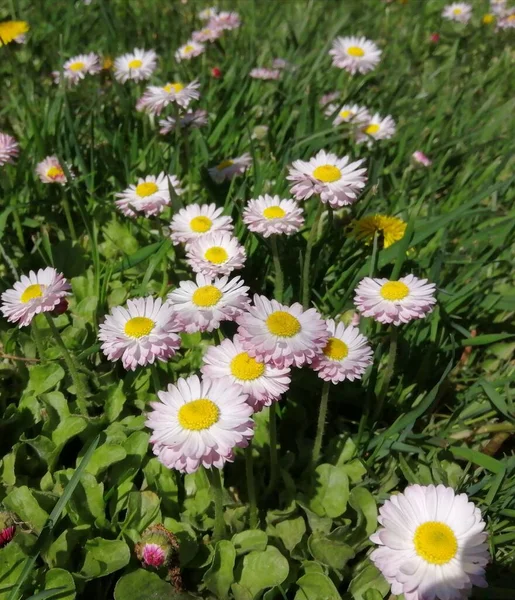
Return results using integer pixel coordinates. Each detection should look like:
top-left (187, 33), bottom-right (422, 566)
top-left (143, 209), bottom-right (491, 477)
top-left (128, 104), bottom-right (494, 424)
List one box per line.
top-left (192, 26), bottom-right (223, 43)
top-left (198, 7), bottom-right (218, 20)
top-left (35, 156), bottom-right (71, 185)
top-left (442, 3), bottom-right (473, 23)
top-left (356, 113), bottom-right (396, 145)
top-left (331, 103), bottom-right (370, 127)
top-left (169, 203), bottom-right (233, 246)
top-left (208, 153), bottom-right (252, 183)
top-left (272, 58), bottom-right (293, 70)
top-left (412, 151), bottom-right (432, 167)
top-left (136, 80), bottom-right (200, 115)
top-left (168, 274), bottom-right (250, 333)
top-left (62, 53), bottom-right (101, 84)
top-left (236, 295), bottom-right (329, 369)
top-left (354, 275), bottom-right (436, 326)
top-left (311, 319), bottom-right (372, 384)
top-left (329, 36), bottom-right (382, 75)
top-left (348, 214), bottom-right (407, 248)
top-left (146, 374), bottom-right (254, 473)
top-left (490, 0), bottom-right (507, 16)
top-left (0, 268), bottom-right (70, 327)
top-left (287, 149), bottom-right (367, 209)
top-left (371, 484), bottom-right (489, 600)
top-left (175, 41), bottom-right (205, 62)
top-left (115, 173), bottom-right (183, 218)
top-left (249, 68), bottom-right (281, 80)
top-left (202, 335), bottom-right (291, 411)
top-left (209, 11), bottom-right (241, 30)
top-left (159, 110), bottom-right (208, 135)
top-left (186, 232), bottom-right (246, 277)
top-left (498, 11), bottom-right (515, 28)
top-left (319, 91), bottom-right (340, 108)
top-left (0, 133), bottom-right (19, 166)
top-left (0, 21), bottom-right (29, 46)
top-left (242, 195), bottom-right (304, 238)
top-left (98, 297), bottom-right (181, 371)
top-left (114, 49), bottom-right (157, 83)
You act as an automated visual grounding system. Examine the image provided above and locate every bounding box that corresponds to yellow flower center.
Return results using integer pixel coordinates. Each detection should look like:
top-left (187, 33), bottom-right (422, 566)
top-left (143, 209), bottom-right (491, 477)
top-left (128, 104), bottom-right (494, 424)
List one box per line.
top-left (347, 46), bottom-right (365, 57)
top-left (508, 14), bottom-right (515, 21)
top-left (68, 61), bottom-right (85, 72)
top-left (217, 159), bottom-right (234, 170)
top-left (190, 216), bottom-right (212, 233)
top-left (0, 21), bottom-right (29, 46)
top-left (380, 281), bottom-right (409, 301)
top-left (21, 284), bottom-right (43, 303)
top-left (128, 59), bottom-right (143, 69)
top-left (178, 398), bottom-right (220, 430)
top-left (340, 110), bottom-right (352, 119)
top-left (46, 166), bottom-right (64, 179)
top-left (184, 44), bottom-right (194, 53)
top-left (453, 7), bottom-right (462, 15)
top-left (124, 316), bottom-right (155, 338)
top-left (136, 182), bottom-right (158, 197)
top-left (323, 337), bottom-right (348, 361)
top-left (230, 352), bottom-right (266, 381)
top-left (192, 285), bottom-right (222, 307)
top-left (414, 522), bottom-right (458, 565)
top-left (164, 82), bottom-right (184, 93)
top-left (312, 164), bottom-right (342, 183)
top-left (263, 206), bottom-right (286, 219)
top-left (204, 246), bottom-right (228, 264)
top-left (365, 124), bottom-right (380, 135)
top-left (482, 14), bottom-right (495, 24)
top-left (103, 56), bottom-right (113, 69)
top-left (266, 311), bottom-right (301, 337)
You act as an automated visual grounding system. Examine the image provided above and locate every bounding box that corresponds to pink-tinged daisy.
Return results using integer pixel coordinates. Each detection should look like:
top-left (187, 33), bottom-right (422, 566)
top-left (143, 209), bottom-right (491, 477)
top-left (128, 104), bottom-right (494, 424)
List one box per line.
top-left (354, 275), bottom-right (436, 326)
top-left (287, 149), bottom-right (367, 209)
top-left (169, 203), bottom-right (233, 246)
top-left (98, 297), bottom-right (181, 371)
top-left (115, 173), bottom-right (183, 218)
top-left (498, 11), bottom-right (515, 28)
top-left (209, 11), bottom-right (241, 30)
top-left (62, 53), bottom-right (101, 84)
top-left (329, 36), bottom-right (382, 75)
top-left (0, 21), bottom-right (29, 46)
top-left (202, 335), bottom-right (291, 411)
top-left (198, 6), bottom-right (218, 20)
top-left (0, 133), bottom-right (19, 166)
top-left (319, 91), bottom-right (340, 108)
top-left (355, 113), bottom-right (396, 145)
top-left (236, 295), bottom-right (329, 369)
top-left (136, 80), bottom-right (200, 115)
top-left (0, 268), bottom-right (70, 327)
top-left (242, 195), bottom-right (304, 238)
top-left (490, 0), bottom-right (507, 16)
top-left (272, 58), bottom-right (293, 70)
top-left (371, 484), bottom-right (489, 600)
top-left (146, 374), bottom-right (254, 473)
top-left (311, 319), bottom-right (372, 384)
top-left (159, 110), bottom-right (208, 135)
top-left (192, 26), bottom-right (223, 43)
top-left (175, 41), bottom-right (205, 62)
top-left (412, 151), bottom-right (432, 167)
top-left (442, 3), bottom-right (472, 23)
top-left (168, 274), bottom-right (250, 333)
top-left (35, 156), bottom-right (71, 185)
top-left (208, 153), bottom-right (252, 183)
top-left (330, 103), bottom-right (370, 127)
top-left (186, 232), bottom-right (246, 277)
top-left (114, 48), bottom-right (158, 83)
top-left (249, 67), bottom-right (281, 80)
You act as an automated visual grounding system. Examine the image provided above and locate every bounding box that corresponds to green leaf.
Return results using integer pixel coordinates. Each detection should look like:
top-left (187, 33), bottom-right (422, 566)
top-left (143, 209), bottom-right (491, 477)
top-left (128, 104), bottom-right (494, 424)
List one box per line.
top-left (39, 568), bottom-right (75, 600)
top-left (349, 563), bottom-right (390, 600)
top-left (52, 416), bottom-right (88, 450)
top-left (78, 538), bottom-right (130, 580)
top-left (3, 487), bottom-right (49, 534)
top-left (275, 517), bottom-right (306, 552)
top-left (232, 530), bottom-right (268, 555)
top-left (105, 382), bottom-right (127, 423)
top-left (450, 446), bottom-right (504, 474)
top-left (143, 459), bottom-right (179, 516)
top-left (348, 487), bottom-right (378, 541)
top-left (112, 241), bottom-right (166, 273)
top-left (309, 464), bottom-right (350, 518)
top-left (232, 546), bottom-right (289, 600)
top-left (294, 573), bottom-right (341, 600)
top-left (204, 540), bottom-right (236, 600)
top-left (54, 470), bottom-right (106, 527)
top-left (478, 379), bottom-right (514, 422)
top-left (114, 568), bottom-right (195, 600)
top-left (460, 333), bottom-right (514, 346)
top-left (0, 543), bottom-right (27, 600)
top-left (85, 444), bottom-right (127, 478)
top-left (308, 531), bottom-right (355, 570)
top-left (28, 364), bottom-right (65, 396)
top-left (122, 491), bottom-right (161, 531)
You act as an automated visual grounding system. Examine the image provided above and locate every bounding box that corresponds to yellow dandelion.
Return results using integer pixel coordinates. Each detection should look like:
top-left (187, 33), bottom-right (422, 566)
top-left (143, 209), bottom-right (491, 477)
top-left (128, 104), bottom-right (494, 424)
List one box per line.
top-left (482, 14), bottom-right (495, 25)
top-left (0, 21), bottom-right (29, 46)
top-left (349, 214), bottom-right (407, 248)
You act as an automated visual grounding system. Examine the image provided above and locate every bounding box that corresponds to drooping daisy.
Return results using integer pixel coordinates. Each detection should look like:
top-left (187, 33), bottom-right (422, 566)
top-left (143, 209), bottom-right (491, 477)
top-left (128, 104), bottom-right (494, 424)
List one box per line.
top-left (371, 484), bottom-right (489, 600)
top-left (192, 26), bottom-right (223, 43)
top-left (412, 151), bottom-right (432, 167)
top-left (186, 232), bottom-right (246, 277)
top-left (175, 41), bottom-right (205, 62)
top-left (62, 53), bottom-right (101, 84)
top-left (0, 21), bottom-right (29, 46)
top-left (287, 149), bottom-right (367, 209)
top-left (169, 203), bottom-right (233, 246)
top-left (202, 335), bottom-right (291, 411)
top-left (98, 297), bottom-right (181, 371)
top-left (146, 374), bottom-right (254, 473)
top-left (168, 274), bottom-right (250, 333)
top-left (0, 133), bottom-right (19, 166)
top-left (35, 156), bottom-right (71, 185)
top-left (354, 275), bottom-right (436, 326)
top-left (329, 36), bottom-right (382, 74)
top-left (311, 319), bottom-right (372, 384)
top-left (249, 68), bottom-right (281, 80)
top-left (349, 214), bottom-right (407, 248)
top-left (0, 268), bottom-right (70, 327)
top-left (136, 80), bottom-right (200, 115)
top-left (237, 295), bottom-right (329, 369)
top-left (331, 103), bottom-right (370, 127)
top-left (115, 173), bottom-right (183, 218)
top-left (159, 110), bottom-right (208, 134)
top-left (198, 6), bottom-right (218, 20)
top-left (114, 48), bottom-right (158, 83)
top-left (208, 153), bottom-right (252, 183)
top-left (209, 11), bottom-right (241, 30)
top-left (356, 113), bottom-right (396, 145)
top-left (242, 195), bottom-right (304, 238)
top-left (442, 3), bottom-right (473, 23)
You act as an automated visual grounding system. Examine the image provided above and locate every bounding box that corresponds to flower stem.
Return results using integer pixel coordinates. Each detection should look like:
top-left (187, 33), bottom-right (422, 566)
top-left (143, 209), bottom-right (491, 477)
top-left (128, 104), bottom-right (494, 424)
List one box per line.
top-left (31, 317), bottom-right (47, 361)
top-left (61, 193), bottom-right (77, 242)
top-left (265, 403), bottom-right (279, 497)
top-left (151, 364), bottom-right (161, 394)
top-left (369, 231), bottom-right (379, 278)
top-left (302, 203), bottom-right (324, 309)
top-left (312, 381), bottom-right (330, 465)
top-left (270, 235), bottom-right (283, 302)
top-left (207, 468), bottom-right (226, 541)
top-left (374, 326), bottom-right (398, 422)
top-left (245, 444), bottom-right (258, 529)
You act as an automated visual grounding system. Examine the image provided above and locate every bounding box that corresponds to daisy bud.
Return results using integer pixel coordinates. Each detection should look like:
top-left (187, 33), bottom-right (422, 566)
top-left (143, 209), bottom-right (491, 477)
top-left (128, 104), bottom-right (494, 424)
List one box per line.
top-left (53, 298), bottom-right (69, 316)
top-left (430, 32), bottom-right (440, 43)
top-left (412, 150), bottom-right (432, 167)
top-left (0, 512), bottom-right (16, 549)
top-left (211, 67), bottom-right (222, 78)
top-left (135, 524), bottom-right (179, 569)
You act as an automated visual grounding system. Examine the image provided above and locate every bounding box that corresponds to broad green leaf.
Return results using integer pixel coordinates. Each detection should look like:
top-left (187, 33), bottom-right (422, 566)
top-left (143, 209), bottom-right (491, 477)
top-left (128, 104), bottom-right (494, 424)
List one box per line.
top-left (122, 491), bottom-right (161, 531)
top-left (78, 538), bottom-right (130, 580)
top-left (28, 364), bottom-right (65, 396)
top-left (348, 487), bottom-right (378, 542)
top-left (4, 487), bottom-right (49, 534)
top-left (349, 563), bottom-right (390, 600)
top-left (309, 464), bottom-right (350, 518)
top-left (143, 458), bottom-right (179, 516)
top-left (275, 517), bottom-right (306, 552)
top-left (85, 444), bottom-right (127, 478)
top-left (44, 526), bottom-right (89, 569)
top-left (114, 569), bottom-right (195, 600)
top-left (204, 540), bottom-right (236, 600)
top-left (105, 382), bottom-right (127, 423)
top-left (39, 568), bottom-right (75, 600)
top-left (52, 416), bottom-right (88, 450)
top-left (232, 546), bottom-right (289, 600)
top-left (232, 530), bottom-right (268, 555)
top-left (308, 532), bottom-right (355, 570)
top-left (0, 543), bottom-right (27, 600)
top-left (54, 471), bottom-right (106, 527)
top-left (294, 573), bottom-right (341, 600)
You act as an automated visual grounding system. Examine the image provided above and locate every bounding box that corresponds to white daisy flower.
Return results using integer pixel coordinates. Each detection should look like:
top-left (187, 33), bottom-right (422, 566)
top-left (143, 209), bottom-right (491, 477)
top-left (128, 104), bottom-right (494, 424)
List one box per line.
top-left (146, 374), bottom-right (254, 474)
top-left (498, 11), bottom-right (515, 27)
top-left (159, 110), bottom-right (208, 135)
top-left (354, 275), bottom-right (436, 326)
top-left (371, 484), bottom-right (489, 600)
top-left (168, 274), bottom-right (250, 333)
top-left (356, 112), bottom-right (396, 145)
top-left (287, 149), bottom-right (367, 209)
top-left (198, 6), bottom-right (218, 20)
top-left (0, 132), bottom-right (19, 166)
top-left (136, 80), bottom-right (200, 115)
top-left (0, 268), bottom-right (71, 327)
top-left (242, 195), bottom-right (304, 238)
top-left (35, 156), bottom-right (72, 185)
top-left (98, 297), bottom-right (181, 371)
top-left (114, 48), bottom-right (158, 83)
top-left (169, 203), bottom-right (233, 246)
top-left (209, 11), bottom-right (241, 30)
top-left (186, 232), bottom-right (246, 277)
top-left (208, 153), bottom-right (252, 183)
top-left (175, 41), bottom-right (205, 62)
top-left (192, 26), bottom-right (223, 43)
top-left (249, 67), bottom-right (281, 80)
top-left (329, 36), bottom-right (382, 75)
top-left (115, 173), bottom-right (183, 218)
top-left (331, 103), bottom-right (370, 127)
top-left (442, 3), bottom-right (473, 23)
top-left (319, 91), bottom-right (340, 107)
top-left (311, 319), bottom-right (372, 384)
top-left (236, 295), bottom-right (329, 369)
top-left (62, 53), bottom-right (101, 84)
top-left (202, 335), bottom-right (291, 411)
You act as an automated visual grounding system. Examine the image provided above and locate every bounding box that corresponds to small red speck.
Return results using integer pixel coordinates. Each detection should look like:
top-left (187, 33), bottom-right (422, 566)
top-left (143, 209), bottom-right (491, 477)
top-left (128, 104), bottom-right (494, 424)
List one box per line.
top-left (430, 33), bottom-right (440, 43)
top-left (211, 67), bottom-right (222, 79)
